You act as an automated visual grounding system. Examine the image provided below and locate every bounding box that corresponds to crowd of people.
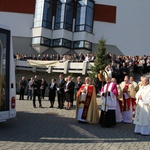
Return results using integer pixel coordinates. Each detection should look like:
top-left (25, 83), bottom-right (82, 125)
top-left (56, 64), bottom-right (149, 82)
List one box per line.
top-left (18, 53), bottom-right (150, 135)
top-left (18, 70), bottom-right (150, 136)
top-left (14, 52), bottom-right (96, 62)
top-left (15, 53), bottom-right (150, 75)
top-left (18, 74), bottom-right (82, 110)
top-left (76, 73), bottom-right (149, 135)
top-left (91, 62), bottom-right (150, 136)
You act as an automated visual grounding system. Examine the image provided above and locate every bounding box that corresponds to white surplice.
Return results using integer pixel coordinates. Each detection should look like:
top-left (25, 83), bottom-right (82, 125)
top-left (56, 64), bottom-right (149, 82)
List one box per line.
top-left (101, 82), bottom-right (117, 112)
top-left (133, 84), bottom-right (150, 135)
top-left (115, 100), bottom-right (123, 122)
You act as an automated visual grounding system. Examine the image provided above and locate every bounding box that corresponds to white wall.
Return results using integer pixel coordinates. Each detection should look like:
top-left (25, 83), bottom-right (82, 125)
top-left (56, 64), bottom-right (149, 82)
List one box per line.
top-left (1, 0), bottom-right (150, 56)
top-left (94, 0), bottom-right (150, 56)
top-left (0, 12), bottom-right (34, 37)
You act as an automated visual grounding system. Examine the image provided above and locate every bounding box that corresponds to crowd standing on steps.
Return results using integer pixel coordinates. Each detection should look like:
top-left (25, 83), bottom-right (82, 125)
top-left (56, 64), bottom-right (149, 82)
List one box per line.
top-left (15, 53), bottom-right (150, 74)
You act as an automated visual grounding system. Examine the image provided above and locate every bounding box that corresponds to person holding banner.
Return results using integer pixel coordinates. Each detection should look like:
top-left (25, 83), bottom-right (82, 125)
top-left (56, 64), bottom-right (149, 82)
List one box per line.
top-left (99, 77), bottom-right (118, 127)
top-left (76, 77), bottom-right (99, 124)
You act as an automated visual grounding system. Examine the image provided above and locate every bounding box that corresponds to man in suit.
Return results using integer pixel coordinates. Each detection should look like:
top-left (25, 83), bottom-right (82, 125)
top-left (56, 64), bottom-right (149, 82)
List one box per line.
top-left (32, 75), bottom-right (42, 108)
top-left (57, 74), bottom-right (66, 109)
top-left (48, 78), bottom-right (57, 108)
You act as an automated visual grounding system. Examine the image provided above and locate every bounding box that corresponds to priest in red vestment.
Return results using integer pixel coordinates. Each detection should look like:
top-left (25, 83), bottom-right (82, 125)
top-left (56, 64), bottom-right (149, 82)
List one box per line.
top-left (76, 77), bottom-right (99, 124)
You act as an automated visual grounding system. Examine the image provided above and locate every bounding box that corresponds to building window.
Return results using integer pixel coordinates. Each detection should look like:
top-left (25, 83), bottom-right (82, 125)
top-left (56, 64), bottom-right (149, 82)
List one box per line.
top-left (75, 1), bottom-right (86, 31)
top-left (32, 37), bottom-right (51, 47)
top-left (34, 0), bottom-right (44, 28)
top-left (75, 0), bottom-right (94, 33)
top-left (54, 1), bottom-right (65, 29)
top-left (54, 0), bottom-right (74, 31)
top-left (32, 37), bottom-right (41, 44)
top-left (34, 0), bottom-right (53, 29)
top-left (73, 40), bottom-right (92, 50)
top-left (42, 0), bottom-right (54, 29)
top-left (53, 38), bottom-right (71, 48)
top-left (85, 0), bottom-right (94, 32)
top-left (64, 0), bottom-right (74, 31)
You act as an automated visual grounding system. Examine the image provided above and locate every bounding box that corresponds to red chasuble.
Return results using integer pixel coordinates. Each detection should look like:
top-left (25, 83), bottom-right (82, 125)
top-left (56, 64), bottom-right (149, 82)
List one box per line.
top-left (81, 85), bottom-right (93, 120)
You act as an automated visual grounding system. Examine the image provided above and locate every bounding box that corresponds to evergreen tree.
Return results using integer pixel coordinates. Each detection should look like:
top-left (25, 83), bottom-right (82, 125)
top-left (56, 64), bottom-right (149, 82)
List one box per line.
top-left (89, 37), bottom-right (109, 80)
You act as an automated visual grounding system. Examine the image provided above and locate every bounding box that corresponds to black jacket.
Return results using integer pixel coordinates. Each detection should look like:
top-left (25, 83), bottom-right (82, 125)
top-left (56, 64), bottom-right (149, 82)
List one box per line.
top-left (57, 79), bottom-right (66, 94)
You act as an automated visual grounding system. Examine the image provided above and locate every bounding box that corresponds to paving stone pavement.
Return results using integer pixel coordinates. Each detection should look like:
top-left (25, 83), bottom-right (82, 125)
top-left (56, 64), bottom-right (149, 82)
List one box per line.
top-left (0, 95), bottom-right (150, 150)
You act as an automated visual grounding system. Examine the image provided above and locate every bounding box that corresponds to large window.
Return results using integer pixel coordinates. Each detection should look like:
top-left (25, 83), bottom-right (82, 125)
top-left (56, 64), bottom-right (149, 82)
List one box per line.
top-left (42, 0), bottom-right (54, 29)
top-left (53, 38), bottom-right (71, 48)
top-left (85, 0), bottom-right (94, 32)
top-left (75, 0), bottom-right (94, 33)
top-left (73, 40), bottom-right (92, 50)
top-left (75, 2), bottom-right (86, 31)
top-left (34, 0), bottom-right (53, 29)
top-left (54, 0), bottom-right (74, 31)
top-left (0, 28), bottom-right (10, 111)
top-left (32, 37), bottom-right (51, 47)
top-left (54, 1), bottom-right (65, 29)
top-left (64, 0), bottom-right (74, 31)
top-left (34, 0), bottom-right (44, 27)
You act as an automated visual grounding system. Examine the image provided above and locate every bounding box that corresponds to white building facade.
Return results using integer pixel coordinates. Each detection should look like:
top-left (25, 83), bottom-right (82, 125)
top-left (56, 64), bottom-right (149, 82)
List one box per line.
top-left (0, 0), bottom-right (150, 56)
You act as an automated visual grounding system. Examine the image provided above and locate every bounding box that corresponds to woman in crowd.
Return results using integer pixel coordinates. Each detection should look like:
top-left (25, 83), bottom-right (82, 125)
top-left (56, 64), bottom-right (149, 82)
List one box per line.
top-left (64, 76), bottom-right (75, 110)
top-left (40, 78), bottom-right (48, 99)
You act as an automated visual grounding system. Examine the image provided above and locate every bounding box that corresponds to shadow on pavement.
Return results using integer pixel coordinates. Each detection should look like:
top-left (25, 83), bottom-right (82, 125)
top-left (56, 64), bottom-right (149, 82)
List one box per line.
top-left (0, 111), bottom-right (149, 144)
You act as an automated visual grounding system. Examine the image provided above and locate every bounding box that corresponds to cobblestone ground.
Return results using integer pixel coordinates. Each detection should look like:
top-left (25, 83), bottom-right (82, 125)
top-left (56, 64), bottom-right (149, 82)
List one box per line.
top-left (0, 95), bottom-right (150, 150)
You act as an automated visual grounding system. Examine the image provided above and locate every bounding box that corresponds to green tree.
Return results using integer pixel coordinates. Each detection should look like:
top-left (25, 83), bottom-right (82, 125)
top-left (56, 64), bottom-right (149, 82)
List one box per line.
top-left (89, 37), bottom-right (109, 80)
